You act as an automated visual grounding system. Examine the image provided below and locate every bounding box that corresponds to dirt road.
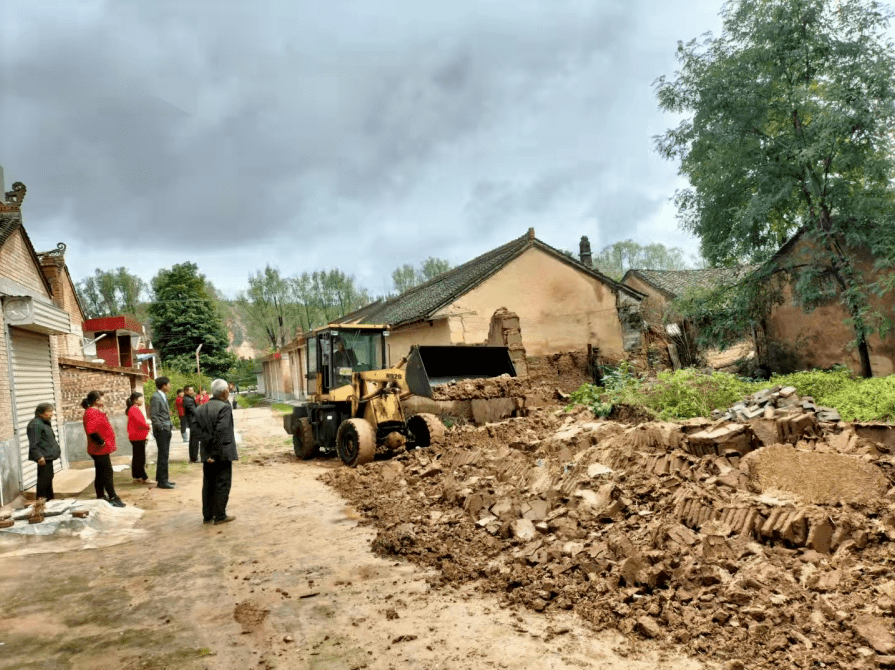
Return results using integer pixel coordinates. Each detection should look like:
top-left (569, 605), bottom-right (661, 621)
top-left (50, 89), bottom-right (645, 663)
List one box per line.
top-left (0, 408), bottom-right (705, 670)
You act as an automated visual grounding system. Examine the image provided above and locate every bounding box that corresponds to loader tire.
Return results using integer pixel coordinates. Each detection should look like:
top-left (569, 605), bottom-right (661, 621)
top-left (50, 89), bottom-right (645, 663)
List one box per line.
top-left (336, 418), bottom-right (375, 467)
top-left (293, 417), bottom-right (318, 460)
top-left (408, 413), bottom-right (445, 448)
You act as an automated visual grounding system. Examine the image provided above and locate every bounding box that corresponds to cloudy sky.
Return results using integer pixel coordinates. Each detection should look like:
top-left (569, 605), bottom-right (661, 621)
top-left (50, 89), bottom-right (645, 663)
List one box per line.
top-left (1, 0), bottom-right (729, 297)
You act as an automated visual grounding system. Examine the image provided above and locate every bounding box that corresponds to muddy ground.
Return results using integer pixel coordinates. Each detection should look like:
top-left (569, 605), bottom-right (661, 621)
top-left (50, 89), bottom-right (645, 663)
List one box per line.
top-left (0, 407), bottom-right (705, 670)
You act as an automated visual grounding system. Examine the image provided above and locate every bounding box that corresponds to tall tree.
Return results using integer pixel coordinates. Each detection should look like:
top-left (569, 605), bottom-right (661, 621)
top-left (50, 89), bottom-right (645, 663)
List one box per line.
top-left (391, 257), bottom-right (452, 293)
top-left (655, 0), bottom-right (895, 376)
top-left (593, 240), bottom-right (689, 279)
top-left (76, 268), bottom-right (147, 318)
top-left (237, 266), bottom-right (303, 350)
top-left (147, 262), bottom-right (236, 377)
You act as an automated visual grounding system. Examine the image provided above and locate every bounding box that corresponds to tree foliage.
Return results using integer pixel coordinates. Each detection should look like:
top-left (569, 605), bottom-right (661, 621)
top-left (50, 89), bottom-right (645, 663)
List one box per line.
top-left (592, 240), bottom-right (689, 279)
top-left (234, 267), bottom-right (372, 350)
top-left (391, 257), bottom-right (452, 293)
top-left (76, 268), bottom-right (147, 319)
top-left (147, 262), bottom-right (236, 378)
top-left (655, 0), bottom-right (895, 376)
top-left (236, 266), bottom-right (304, 350)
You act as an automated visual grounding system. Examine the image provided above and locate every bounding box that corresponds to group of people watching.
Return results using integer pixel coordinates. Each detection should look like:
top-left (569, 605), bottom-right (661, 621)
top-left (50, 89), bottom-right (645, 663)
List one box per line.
top-left (26, 376), bottom-right (238, 525)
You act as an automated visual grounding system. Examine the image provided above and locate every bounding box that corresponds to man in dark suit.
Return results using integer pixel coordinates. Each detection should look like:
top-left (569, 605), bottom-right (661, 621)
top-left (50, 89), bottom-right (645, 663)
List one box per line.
top-left (182, 385), bottom-right (200, 463)
top-left (149, 376), bottom-right (176, 489)
top-left (27, 403), bottom-right (61, 500)
top-left (196, 379), bottom-right (238, 525)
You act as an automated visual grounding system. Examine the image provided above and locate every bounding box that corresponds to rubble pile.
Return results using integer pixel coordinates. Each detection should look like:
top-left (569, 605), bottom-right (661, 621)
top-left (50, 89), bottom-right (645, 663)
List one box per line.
top-left (712, 385), bottom-right (842, 424)
top-left (323, 402), bottom-right (895, 669)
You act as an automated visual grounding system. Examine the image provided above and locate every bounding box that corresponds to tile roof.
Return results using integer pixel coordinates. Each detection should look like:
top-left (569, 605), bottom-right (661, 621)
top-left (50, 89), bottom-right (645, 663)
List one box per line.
top-left (623, 266), bottom-right (760, 299)
top-left (337, 231), bottom-right (639, 327)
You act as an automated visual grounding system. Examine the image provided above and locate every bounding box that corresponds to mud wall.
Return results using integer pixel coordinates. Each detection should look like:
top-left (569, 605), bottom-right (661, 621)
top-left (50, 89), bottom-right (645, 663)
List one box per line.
top-left (387, 318), bottom-right (454, 362)
top-left (428, 247), bottom-right (628, 358)
top-left (622, 274), bottom-right (670, 324)
top-left (764, 240), bottom-right (895, 376)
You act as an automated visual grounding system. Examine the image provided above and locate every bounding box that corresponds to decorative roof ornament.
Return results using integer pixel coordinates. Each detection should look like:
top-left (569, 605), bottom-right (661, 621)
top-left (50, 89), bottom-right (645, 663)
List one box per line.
top-left (4, 182), bottom-right (26, 206)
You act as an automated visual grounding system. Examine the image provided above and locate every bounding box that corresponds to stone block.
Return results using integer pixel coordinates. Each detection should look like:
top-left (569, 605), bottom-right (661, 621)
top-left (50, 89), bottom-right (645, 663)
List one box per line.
top-left (510, 518), bottom-right (537, 541)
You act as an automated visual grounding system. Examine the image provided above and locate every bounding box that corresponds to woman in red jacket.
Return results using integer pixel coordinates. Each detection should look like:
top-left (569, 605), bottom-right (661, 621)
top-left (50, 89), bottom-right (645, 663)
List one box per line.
top-left (82, 390), bottom-right (126, 508)
top-left (126, 391), bottom-right (151, 484)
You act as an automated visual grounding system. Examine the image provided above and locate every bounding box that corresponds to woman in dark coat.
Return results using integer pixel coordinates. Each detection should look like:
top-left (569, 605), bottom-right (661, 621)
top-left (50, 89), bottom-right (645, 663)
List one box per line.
top-left (27, 403), bottom-right (61, 501)
top-left (82, 390), bottom-right (126, 508)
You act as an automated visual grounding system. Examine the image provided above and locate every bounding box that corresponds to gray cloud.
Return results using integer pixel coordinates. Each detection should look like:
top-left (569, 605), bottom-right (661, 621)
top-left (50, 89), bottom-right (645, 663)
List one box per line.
top-left (3, 0), bottom-right (728, 293)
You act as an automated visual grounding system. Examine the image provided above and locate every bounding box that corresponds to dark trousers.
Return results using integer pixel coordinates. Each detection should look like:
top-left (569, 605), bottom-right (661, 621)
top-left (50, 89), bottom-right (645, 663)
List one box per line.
top-left (130, 440), bottom-right (148, 480)
top-left (90, 453), bottom-right (117, 500)
top-left (179, 416), bottom-right (187, 440)
top-left (188, 420), bottom-right (201, 462)
top-left (36, 460), bottom-right (55, 500)
top-left (202, 460), bottom-right (232, 522)
top-left (153, 428), bottom-right (172, 485)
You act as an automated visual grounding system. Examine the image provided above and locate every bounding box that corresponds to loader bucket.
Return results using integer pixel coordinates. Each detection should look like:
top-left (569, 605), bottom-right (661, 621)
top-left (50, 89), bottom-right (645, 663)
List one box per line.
top-left (404, 345), bottom-right (517, 398)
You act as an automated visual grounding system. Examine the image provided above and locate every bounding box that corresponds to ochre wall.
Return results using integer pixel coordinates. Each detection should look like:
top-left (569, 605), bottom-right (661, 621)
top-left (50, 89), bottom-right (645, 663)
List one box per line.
top-left (417, 247), bottom-right (628, 358)
top-left (387, 319), bottom-right (454, 363)
top-left (622, 274), bottom-right (670, 324)
top-left (764, 240), bottom-right (895, 376)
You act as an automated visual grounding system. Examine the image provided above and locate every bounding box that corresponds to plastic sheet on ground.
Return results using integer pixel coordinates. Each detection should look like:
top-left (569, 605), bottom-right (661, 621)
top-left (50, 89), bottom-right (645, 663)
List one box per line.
top-left (0, 499), bottom-right (146, 557)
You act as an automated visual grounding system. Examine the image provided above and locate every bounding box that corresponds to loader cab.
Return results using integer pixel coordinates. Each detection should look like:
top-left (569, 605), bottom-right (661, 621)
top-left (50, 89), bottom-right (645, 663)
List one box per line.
top-left (307, 325), bottom-right (389, 396)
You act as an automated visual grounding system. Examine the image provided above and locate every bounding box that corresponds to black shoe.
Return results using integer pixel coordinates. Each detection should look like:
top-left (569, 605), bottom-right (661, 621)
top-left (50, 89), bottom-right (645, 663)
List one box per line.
top-left (168, 481), bottom-right (176, 486)
top-left (203, 518), bottom-right (213, 524)
top-left (213, 515), bottom-right (236, 525)
top-left (157, 482), bottom-right (176, 490)
top-left (109, 496), bottom-right (126, 508)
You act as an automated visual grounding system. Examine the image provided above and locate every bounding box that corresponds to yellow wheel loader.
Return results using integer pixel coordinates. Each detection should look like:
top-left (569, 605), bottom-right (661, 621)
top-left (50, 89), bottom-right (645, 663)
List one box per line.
top-left (283, 324), bottom-right (516, 467)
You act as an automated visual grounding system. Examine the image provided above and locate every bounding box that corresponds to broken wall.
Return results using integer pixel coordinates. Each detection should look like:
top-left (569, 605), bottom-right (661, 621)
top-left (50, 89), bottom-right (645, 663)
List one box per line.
top-left (763, 238), bottom-right (895, 376)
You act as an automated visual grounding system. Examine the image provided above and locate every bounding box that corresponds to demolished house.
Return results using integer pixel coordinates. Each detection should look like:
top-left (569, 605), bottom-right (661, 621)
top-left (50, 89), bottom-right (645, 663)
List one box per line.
top-left (338, 228), bottom-right (645, 366)
top-left (622, 265), bottom-right (758, 369)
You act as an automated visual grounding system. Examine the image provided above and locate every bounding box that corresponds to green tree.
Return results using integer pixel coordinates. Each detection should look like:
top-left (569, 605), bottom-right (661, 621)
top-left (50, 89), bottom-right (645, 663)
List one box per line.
top-left (237, 266), bottom-right (303, 350)
top-left (147, 262), bottom-right (236, 378)
top-left (76, 268), bottom-right (147, 318)
top-left (655, 0), bottom-right (895, 376)
top-left (593, 240), bottom-right (689, 279)
top-left (391, 257), bottom-right (452, 293)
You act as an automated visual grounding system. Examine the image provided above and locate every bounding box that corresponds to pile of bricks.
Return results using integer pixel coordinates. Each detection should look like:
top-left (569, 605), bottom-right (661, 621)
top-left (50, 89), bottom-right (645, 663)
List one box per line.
top-left (712, 384), bottom-right (841, 423)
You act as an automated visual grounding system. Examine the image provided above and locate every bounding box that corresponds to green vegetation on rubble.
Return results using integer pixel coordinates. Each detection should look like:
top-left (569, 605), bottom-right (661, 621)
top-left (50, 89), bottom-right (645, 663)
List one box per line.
top-left (567, 365), bottom-right (895, 422)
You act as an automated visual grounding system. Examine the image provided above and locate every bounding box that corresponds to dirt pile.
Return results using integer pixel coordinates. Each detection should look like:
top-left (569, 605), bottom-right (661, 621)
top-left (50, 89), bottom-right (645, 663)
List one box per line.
top-left (323, 406), bottom-right (895, 669)
top-left (432, 374), bottom-right (532, 401)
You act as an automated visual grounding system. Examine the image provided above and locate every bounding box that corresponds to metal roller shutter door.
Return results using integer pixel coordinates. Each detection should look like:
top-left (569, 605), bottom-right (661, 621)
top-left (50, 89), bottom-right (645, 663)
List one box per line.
top-left (10, 327), bottom-right (62, 490)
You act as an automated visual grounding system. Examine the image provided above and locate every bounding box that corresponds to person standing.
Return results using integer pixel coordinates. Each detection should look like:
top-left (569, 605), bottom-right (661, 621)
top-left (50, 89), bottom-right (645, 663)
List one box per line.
top-left (27, 403), bottom-right (61, 501)
top-left (149, 376), bottom-right (176, 489)
top-left (196, 379), bottom-right (238, 525)
top-left (126, 392), bottom-right (151, 483)
top-left (182, 385), bottom-right (200, 464)
top-left (175, 389), bottom-right (187, 442)
top-left (81, 391), bottom-right (125, 507)
top-left (197, 388), bottom-right (210, 405)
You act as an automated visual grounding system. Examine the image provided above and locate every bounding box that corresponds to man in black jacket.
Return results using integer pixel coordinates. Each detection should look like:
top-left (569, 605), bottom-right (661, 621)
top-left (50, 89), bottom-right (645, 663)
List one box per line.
top-left (27, 403), bottom-right (61, 501)
top-left (195, 379), bottom-right (238, 525)
top-left (183, 385), bottom-right (200, 463)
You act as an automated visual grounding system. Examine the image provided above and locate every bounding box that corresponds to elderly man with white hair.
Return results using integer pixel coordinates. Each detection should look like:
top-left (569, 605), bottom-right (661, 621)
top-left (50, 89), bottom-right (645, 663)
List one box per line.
top-left (195, 378), bottom-right (238, 525)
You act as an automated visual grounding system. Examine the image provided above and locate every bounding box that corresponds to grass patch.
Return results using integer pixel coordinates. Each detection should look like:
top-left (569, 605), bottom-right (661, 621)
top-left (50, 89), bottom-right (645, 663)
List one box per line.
top-left (567, 365), bottom-right (895, 422)
top-left (272, 403), bottom-right (293, 414)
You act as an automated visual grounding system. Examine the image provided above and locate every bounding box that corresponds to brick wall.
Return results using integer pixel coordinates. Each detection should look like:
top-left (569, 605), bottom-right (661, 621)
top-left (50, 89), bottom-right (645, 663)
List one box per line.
top-left (41, 260), bottom-right (85, 359)
top-left (59, 363), bottom-right (140, 423)
top-left (3, 228), bottom-right (49, 293)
